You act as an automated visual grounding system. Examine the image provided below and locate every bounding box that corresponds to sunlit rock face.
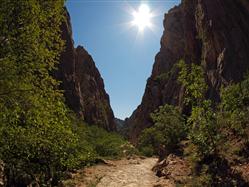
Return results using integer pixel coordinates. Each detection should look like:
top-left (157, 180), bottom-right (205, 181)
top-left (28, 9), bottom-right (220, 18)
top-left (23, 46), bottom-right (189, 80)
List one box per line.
top-left (126, 0), bottom-right (249, 143)
top-left (54, 9), bottom-right (116, 131)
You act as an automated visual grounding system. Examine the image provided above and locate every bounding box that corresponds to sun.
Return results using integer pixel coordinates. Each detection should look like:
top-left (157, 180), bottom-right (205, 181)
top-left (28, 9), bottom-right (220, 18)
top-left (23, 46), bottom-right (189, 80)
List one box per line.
top-left (124, 3), bottom-right (157, 36)
top-left (132, 4), bottom-right (152, 32)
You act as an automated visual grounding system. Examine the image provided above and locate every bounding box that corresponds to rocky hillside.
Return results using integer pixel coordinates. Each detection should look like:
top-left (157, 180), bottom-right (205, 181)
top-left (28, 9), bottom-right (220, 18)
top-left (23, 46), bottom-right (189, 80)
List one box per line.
top-left (54, 9), bottom-right (115, 131)
top-left (126, 0), bottom-right (249, 143)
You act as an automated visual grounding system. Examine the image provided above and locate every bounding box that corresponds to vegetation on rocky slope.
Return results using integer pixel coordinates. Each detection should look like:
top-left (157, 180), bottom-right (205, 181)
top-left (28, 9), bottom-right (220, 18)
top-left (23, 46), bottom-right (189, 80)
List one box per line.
top-left (1, 0), bottom-right (249, 186)
top-left (0, 1), bottom-right (133, 186)
top-left (138, 104), bottom-right (185, 158)
top-left (138, 60), bottom-right (249, 186)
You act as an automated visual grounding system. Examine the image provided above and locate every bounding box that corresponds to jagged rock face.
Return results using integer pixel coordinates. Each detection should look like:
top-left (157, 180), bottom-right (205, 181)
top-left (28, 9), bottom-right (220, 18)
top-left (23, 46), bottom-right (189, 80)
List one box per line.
top-left (55, 9), bottom-right (82, 114)
top-left (75, 46), bottom-right (115, 131)
top-left (127, 0), bottom-right (249, 143)
top-left (54, 9), bottom-right (115, 131)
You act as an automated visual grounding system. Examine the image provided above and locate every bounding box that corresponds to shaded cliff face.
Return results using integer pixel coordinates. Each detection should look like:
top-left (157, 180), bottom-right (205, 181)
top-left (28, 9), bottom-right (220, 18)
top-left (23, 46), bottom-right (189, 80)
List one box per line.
top-left (127, 0), bottom-right (249, 143)
top-left (75, 46), bottom-right (115, 131)
top-left (54, 10), bottom-right (115, 131)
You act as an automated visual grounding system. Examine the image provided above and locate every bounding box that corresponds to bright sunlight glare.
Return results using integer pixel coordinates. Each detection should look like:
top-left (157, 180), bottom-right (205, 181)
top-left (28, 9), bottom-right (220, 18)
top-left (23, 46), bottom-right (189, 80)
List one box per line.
top-left (132, 4), bottom-right (152, 32)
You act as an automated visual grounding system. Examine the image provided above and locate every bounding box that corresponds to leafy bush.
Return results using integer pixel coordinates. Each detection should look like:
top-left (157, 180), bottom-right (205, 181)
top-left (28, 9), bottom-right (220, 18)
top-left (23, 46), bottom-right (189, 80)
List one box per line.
top-left (177, 60), bottom-right (208, 107)
top-left (187, 100), bottom-right (220, 157)
top-left (84, 125), bottom-right (127, 158)
top-left (70, 116), bottom-right (135, 161)
top-left (185, 164), bottom-right (212, 187)
top-left (0, 1), bottom-right (137, 185)
top-left (219, 74), bottom-right (249, 137)
top-left (138, 104), bottom-right (186, 157)
top-left (139, 145), bottom-right (154, 157)
top-left (138, 127), bottom-right (158, 156)
top-left (0, 1), bottom-right (80, 186)
top-left (178, 61), bottom-right (249, 185)
top-left (177, 60), bottom-right (220, 158)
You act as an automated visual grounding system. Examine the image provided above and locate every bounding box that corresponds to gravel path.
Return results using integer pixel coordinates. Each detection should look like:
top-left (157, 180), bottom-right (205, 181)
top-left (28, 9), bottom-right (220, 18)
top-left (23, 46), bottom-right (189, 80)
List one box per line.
top-left (67, 157), bottom-right (173, 187)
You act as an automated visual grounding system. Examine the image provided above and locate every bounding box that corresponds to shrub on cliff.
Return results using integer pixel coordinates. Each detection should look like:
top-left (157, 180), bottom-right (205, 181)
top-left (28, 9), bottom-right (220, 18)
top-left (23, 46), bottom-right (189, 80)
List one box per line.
top-left (177, 60), bottom-right (220, 158)
top-left (178, 61), bottom-right (249, 186)
top-left (219, 73), bottom-right (249, 138)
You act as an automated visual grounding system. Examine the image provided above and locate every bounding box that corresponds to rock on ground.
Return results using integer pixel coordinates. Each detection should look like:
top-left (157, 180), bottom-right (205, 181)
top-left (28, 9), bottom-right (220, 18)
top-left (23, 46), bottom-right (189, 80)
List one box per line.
top-left (153, 154), bottom-right (191, 185)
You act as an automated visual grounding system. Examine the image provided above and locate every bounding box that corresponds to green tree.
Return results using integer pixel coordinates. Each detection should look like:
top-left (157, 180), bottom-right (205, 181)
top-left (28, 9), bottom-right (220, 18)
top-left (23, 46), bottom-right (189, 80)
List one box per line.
top-left (177, 61), bottom-right (249, 186)
top-left (219, 73), bottom-right (249, 138)
top-left (0, 1), bottom-right (78, 185)
top-left (138, 104), bottom-right (185, 157)
top-left (177, 60), bottom-right (219, 157)
top-left (187, 100), bottom-right (220, 156)
top-left (177, 60), bottom-right (208, 107)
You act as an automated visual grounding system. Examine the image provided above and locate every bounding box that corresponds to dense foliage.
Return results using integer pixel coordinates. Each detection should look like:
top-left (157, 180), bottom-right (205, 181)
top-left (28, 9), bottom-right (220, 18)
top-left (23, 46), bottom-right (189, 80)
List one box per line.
top-left (0, 1), bottom-right (132, 186)
top-left (138, 105), bottom-right (185, 157)
top-left (177, 60), bottom-right (220, 158)
top-left (138, 59), bottom-right (249, 186)
top-left (1, 0), bottom-right (248, 186)
top-left (177, 60), bottom-right (208, 107)
top-left (178, 61), bottom-right (249, 186)
top-left (72, 118), bottom-right (136, 161)
top-left (0, 0), bottom-right (78, 186)
top-left (219, 74), bottom-right (249, 137)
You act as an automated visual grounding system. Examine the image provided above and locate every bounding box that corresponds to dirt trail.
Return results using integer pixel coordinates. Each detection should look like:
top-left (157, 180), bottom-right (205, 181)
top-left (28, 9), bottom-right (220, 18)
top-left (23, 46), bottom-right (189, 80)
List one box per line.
top-left (67, 157), bottom-right (173, 187)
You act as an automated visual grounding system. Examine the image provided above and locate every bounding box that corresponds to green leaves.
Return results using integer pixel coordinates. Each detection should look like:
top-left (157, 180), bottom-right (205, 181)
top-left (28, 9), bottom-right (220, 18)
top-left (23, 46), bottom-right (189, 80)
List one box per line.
top-left (177, 59), bottom-right (208, 107)
top-left (0, 0), bottom-right (138, 186)
top-left (178, 60), bottom-right (219, 157)
top-left (70, 119), bottom-right (133, 166)
top-left (219, 73), bottom-right (249, 137)
top-left (0, 0), bottom-right (80, 185)
top-left (138, 104), bottom-right (186, 157)
top-left (187, 100), bottom-right (220, 156)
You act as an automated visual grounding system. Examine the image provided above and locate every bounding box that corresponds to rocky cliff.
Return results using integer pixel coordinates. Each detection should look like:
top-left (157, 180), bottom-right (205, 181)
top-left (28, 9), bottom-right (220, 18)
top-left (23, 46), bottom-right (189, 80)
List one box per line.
top-left (54, 9), bottom-right (115, 131)
top-left (126, 0), bottom-right (249, 143)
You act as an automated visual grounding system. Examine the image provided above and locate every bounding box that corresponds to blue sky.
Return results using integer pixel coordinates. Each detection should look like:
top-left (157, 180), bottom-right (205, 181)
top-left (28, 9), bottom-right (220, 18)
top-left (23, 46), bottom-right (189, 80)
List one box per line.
top-left (66, 0), bottom-right (180, 119)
